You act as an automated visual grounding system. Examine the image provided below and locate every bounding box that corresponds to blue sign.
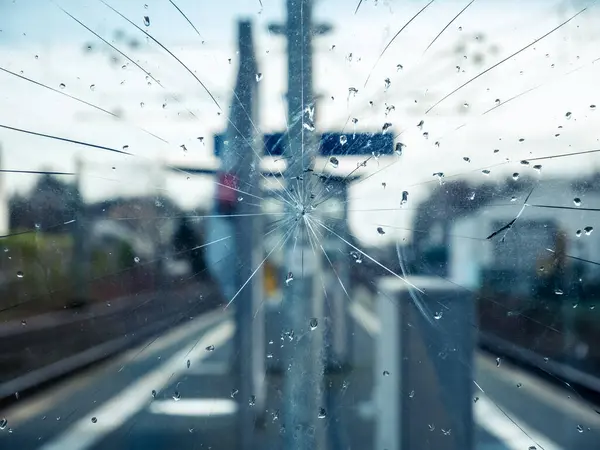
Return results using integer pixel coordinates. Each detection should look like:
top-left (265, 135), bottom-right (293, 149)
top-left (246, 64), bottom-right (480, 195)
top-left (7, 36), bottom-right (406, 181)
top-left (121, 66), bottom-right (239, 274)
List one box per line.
top-left (319, 132), bottom-right (394, 156)
top-left (214, 132), bottom-right (394, 157)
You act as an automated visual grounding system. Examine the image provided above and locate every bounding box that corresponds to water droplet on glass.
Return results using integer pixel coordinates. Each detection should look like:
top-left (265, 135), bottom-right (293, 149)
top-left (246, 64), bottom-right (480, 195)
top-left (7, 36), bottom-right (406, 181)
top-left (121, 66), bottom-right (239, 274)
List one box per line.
top-left (384, 78), bottom-right (391, 90)
top-left (495, 98), bottom-right (501, 105)
top-left (89, 84), bottom-right (95, 91)
top-left (377, 227), bottom-right (385, 235)
top-left (383, 370), bottom-right (390, 376)
top-left (576, 229), bottom-right (582, 237)
top-left (382, 122), bottom-right (392, 132)
top-left (496, 357), bottom-right (501, 367)
top-left (152, 390), bottom-right (157, 398)
top-left (309, 318), bottom-right (318, 330)
top-left (417, 120), bottom-right (425, 130)
top-left (339, 135), bottom-right (348, 145)
top-left (401, 191), bottom-right (409, 205)
top-left (350, 251), bottom-right (363, 264)
top-left (463, 157), bottom-right (471, 163)
top-left (303, 121), bottom-right (315, 131)
top-left (0, 418), bottom-right (7, 430)
top-left (140, 102), bottom-right (145, 108)
top-left (428, 424), bottom-right (435, 431)
top-left (519, 138), bottom-right (525, 142)
top-left (394, 142), bottom-right (404, 156)
top-left (590, 104), bottom-right (596, 110)
top-left (463, 102), bottom-right (469, 108)
top-left (205, 345), bottom-right (215, 352)
top-left (16, 270), bottom-right (24, 279)
top-left (482, 169), bottom-right (490, 175)
top-left (473, 396), bottom-right (479, 403)
top-left (529, 446), bottom-right (537, 450)
top-left (397, 63), bottom-right (403, 71)
top-left (408, 390), bottom-right (415, 398)
top-left (584, 226), bottom-right (594, 235)
top-left (91, 417), bottom-right (97, 423)
top-left (348, 87), bottom-right (358, 96)
top-left (255, 73), bottom-right (263, 82)
top-left (468, 192), bottom-right (475, 201)
top-left (516, 383), bottom-right (522, 388)
top-left (565, 111), bottom-right (572, 119)
top-left (318, 408), bottom-right (327, 419)
top-left (230, 388), bottom-right (239, 398)
top-left (59, 83), bottom-right (66, 89)
top-left (172, 391), bottom-right (181, 401)
top-left (577, 424), bottom-right (584, 433)
top-left (533, 164), bottom-right (542, 173)
top-left (520, 160), bottom-right (530, 165)
top-left (573, 197), bottom-right (582, 206)
top-left (554, 289), bottom-right (564, 295)
top-left (285, 272), bottom-right (294, 285)
top-left (422, 131), bottom-right (429, 139)
top-left (186, 359), bottom-right (190, 369)
top-left (328, 156), bottom-right (339, 169)
top-left (143, 16), bottom-right (150, 27)
top-left (249, 395), bottom-right (256, 406)
top-left (434, 311), bottom-right (443, 320)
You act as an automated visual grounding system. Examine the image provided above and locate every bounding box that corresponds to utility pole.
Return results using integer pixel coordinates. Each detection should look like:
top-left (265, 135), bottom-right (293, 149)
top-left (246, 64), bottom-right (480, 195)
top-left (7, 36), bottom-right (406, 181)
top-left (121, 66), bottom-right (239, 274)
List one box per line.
top-left (270, 1), bottom-right (331, 448)
top-left (228, 20), bottom-right (265, 450)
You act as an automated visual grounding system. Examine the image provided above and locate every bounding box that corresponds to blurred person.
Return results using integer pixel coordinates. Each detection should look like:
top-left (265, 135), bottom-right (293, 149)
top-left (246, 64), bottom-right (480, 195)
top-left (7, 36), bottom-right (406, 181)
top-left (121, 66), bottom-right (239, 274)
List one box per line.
top-left (173, 216), bottom-right (208, 279)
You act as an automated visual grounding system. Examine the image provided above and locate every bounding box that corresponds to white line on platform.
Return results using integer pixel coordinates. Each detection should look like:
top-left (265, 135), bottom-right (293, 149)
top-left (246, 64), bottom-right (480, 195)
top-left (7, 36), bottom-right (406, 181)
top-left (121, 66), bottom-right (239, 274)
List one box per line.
top-left (349, 301), bottom-right (380, 336)
top-left (475, 395), bottom-right (560, 450)
top-left (477, 352), bottom-right (600, 430)
top-left (38, 319), bottom-right (234, 450)
top-left (149, 398), bottom-right (237, 417)
top-left (185, 361), bottom-right (229, 375)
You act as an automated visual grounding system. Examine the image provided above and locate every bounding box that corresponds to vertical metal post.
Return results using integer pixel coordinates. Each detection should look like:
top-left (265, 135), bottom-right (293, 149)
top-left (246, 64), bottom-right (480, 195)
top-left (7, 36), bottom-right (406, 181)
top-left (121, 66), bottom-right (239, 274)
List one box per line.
top-left (72, 157), bottom-right (87, 303)
top-left (229, 21), bottom-right (265, 450)
top-left (282, 0), bottom-right (324, 448)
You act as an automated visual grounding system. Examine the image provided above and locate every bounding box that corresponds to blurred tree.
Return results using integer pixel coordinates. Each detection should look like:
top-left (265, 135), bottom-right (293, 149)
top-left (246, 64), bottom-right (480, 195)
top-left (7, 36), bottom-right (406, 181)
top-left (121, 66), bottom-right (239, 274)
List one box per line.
top-left (9, 172), bottom-right (80, 232)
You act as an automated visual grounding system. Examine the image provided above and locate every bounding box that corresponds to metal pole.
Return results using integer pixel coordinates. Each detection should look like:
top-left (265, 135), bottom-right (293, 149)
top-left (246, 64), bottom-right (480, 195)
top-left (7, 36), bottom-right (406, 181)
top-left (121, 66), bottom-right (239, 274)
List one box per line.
top-left (282, 1), bottom-right (324, 448)
top-left (228, 20), bottom-right (265, 450)
top-left (72, 157), bottom-right (87, 304)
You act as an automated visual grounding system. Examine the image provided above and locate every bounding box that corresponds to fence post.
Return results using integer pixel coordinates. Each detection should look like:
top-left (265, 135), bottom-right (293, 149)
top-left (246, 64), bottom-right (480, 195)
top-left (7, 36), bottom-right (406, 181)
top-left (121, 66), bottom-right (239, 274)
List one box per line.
top-left (375, 276), bottom-right (474, 450)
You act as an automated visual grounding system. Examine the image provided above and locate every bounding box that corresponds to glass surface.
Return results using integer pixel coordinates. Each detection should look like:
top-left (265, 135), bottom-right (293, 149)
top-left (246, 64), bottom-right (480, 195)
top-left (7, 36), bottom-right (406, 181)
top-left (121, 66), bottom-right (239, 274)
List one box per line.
top-left (1, 1), bottom-right (599, 449)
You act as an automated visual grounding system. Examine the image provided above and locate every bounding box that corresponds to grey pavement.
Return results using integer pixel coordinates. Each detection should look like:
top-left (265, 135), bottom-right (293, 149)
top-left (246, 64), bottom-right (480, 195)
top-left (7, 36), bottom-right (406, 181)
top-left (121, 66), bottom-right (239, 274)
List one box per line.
top-left (0, 295), bottom-right (599, 449)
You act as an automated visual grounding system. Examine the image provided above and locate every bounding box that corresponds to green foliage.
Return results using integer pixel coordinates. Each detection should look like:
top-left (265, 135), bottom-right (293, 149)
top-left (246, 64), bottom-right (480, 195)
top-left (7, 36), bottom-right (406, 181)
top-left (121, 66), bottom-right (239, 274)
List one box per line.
top-left (0, 232), bottom-right (74, 318)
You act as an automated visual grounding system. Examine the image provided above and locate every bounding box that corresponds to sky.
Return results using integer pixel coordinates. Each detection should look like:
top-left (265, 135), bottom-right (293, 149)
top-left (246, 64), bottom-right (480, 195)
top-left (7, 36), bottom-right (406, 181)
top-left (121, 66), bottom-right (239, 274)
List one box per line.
top-left (1, 0), bottom-right (600, 245)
